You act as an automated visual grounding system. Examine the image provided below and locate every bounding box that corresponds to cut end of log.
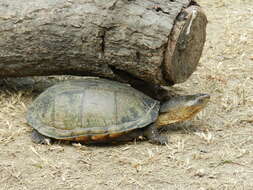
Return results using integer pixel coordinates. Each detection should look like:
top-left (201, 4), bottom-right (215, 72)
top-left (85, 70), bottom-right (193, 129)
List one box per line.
top-left (164, 5), bottom-right (207, 85)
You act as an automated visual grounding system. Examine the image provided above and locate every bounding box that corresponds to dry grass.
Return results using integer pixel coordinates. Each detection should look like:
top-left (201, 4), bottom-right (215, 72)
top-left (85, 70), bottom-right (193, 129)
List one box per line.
top-left (0, 0), bottom-right (253, 189)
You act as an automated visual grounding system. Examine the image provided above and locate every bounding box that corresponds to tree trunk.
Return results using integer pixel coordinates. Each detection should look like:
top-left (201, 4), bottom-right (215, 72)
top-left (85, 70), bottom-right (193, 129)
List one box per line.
top-left (0, 0), bottom-right (207, 86)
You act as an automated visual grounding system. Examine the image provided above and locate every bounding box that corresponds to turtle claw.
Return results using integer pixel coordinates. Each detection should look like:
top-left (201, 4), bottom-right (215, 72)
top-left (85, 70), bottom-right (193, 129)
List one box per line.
top-left (149, 135), bottom-right (168, 145)
top-left (31, 130), bottom-right (51, 145)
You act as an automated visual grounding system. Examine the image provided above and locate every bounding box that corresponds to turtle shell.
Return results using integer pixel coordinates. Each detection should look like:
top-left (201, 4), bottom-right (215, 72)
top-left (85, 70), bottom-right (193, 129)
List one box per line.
top-left (27, 78), bottom-right (160, 142)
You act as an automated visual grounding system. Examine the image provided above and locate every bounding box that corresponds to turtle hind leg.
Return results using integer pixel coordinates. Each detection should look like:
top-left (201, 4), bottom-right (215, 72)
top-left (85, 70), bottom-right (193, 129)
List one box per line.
top-left (115, 124), bottom-right (168, 145)
top-left (143, 124), bottom-right (168, 145)
top-left (31, 129), bottom-right (52, 145)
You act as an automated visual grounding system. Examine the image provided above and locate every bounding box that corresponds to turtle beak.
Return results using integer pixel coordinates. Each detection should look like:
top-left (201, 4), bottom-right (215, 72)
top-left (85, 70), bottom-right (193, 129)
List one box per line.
top-left (185, 93), bottom-right (210, 119)
top-left (195, 93), bottom-right (210, 107)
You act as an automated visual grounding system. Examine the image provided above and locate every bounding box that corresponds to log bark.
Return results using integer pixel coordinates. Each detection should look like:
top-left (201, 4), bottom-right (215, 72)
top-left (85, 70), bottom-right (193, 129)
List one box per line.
top-left (0, 0), bottom-right (207, 86)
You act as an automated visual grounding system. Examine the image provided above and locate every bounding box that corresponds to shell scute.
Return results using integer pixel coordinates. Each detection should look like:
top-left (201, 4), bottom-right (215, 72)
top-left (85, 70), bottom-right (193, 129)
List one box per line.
top-left (27, 78), bottom-right (160, 140)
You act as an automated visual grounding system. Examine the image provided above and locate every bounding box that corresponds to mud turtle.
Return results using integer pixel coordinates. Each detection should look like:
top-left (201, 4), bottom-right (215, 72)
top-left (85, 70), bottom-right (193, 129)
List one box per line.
top-left (27, 78), bottom-right (210, 145)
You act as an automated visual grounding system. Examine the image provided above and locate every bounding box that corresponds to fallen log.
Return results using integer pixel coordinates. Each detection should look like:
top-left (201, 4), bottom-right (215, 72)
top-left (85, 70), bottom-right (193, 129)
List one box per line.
top-left (0, 0), bottom-right (207, 88)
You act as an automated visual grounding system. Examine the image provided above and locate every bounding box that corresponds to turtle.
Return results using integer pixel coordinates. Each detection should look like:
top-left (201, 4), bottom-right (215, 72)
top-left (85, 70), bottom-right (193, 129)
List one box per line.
top-left (27, 78), bottom-right (210, 145)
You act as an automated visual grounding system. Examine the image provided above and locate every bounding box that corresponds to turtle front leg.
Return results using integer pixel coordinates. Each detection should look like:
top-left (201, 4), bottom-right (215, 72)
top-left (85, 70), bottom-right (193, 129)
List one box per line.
top-left (143, 124), bottom-right (168, 145)
top-left (31, 129), bottom-right (52, 145)
top-left (108, 126), bottom-right (167, 145)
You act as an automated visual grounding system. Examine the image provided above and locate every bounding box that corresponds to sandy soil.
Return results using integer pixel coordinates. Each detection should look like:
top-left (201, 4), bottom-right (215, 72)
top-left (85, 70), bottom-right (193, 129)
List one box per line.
top-left (0, 0), bottom-right (252, 189)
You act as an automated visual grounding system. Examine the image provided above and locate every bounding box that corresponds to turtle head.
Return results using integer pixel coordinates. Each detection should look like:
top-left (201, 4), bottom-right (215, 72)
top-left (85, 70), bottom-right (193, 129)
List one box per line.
top-left (157, 94), bottom-right (210, 127)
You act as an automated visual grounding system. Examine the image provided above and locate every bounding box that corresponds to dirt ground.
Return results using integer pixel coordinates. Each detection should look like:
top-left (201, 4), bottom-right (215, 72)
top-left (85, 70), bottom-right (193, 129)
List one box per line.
top-left (0, 0), bottom-right (252, 189)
